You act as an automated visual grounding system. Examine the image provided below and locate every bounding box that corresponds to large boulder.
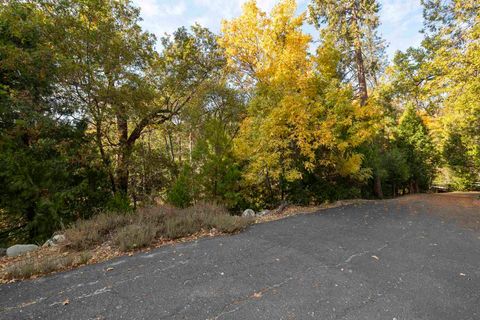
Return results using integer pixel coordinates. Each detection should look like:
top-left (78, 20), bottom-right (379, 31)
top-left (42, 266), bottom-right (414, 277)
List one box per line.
top-left (6, 244), bottom-right (38, 257)
top-left (242, 209), bottom-right (255, 218)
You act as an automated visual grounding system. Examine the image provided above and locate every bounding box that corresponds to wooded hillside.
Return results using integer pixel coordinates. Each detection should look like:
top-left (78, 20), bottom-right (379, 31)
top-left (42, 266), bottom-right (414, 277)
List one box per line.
top-left (1, 0), bottom-right (478, 244)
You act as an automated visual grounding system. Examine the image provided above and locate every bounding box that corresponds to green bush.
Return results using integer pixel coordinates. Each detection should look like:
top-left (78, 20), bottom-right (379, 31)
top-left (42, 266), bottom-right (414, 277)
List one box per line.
top-left (106, 193), bottom-right (133, 214)
top-left (166, 166), bottom-right (193, 208)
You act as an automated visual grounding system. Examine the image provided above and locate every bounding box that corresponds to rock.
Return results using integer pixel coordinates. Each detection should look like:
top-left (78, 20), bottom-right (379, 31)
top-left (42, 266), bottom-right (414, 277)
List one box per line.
top-left (6, 244), bottom-right (39, 257)
top-left (43, 234), bottom-right (66, 247)
top-left (242, 209), bottom-right (255, 218)
top-left (0, 248), bottom-right (6, 257)
top-left (52, 234), bottom-right (66, 243)
top-left (257, 210), bottom-right (271, 217)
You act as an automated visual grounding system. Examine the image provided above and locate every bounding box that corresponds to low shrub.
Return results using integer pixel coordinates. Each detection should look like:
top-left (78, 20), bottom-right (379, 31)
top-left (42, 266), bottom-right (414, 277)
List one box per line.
top-left (113, 224), bottom-right (156, 252)
top-left (164, 213), bottom-right (201, 239)
top-left (5, 260), bottom-right (36, 279)
top-left (3, 203), bottom-right (252, 280)
top-left (64, 212), bottom-right (130, 250)
top-left (62, 202), bottom-right (252, 251)
top-left (163, 202), bottom-right (251, 239)
top-left (211, 214), bottom-right (251, 233)
top-left (4, 252), bottom-right (91, 280)
top-left (77, 251), bottom-right (92, 265)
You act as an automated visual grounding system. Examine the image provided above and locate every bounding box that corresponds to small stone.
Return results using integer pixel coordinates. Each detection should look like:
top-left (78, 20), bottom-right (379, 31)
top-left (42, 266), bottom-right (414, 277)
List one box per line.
top-left (257, 210), bottom-right (271, 217)
top-left (6, 244), bottom-right (39, 257)
top-left (42, 234), bottom-right (66, 247)
top-left (0, 248), bottom-right (6, 257)
top-left (242, 209), bottom-right (255, 218)
top-left (52, 234), bottom-right (66, 243)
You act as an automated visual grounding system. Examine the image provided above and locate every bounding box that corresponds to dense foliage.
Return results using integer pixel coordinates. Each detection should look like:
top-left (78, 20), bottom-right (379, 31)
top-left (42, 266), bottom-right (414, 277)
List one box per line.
top-left (0, 0), bottom-right (478, 243)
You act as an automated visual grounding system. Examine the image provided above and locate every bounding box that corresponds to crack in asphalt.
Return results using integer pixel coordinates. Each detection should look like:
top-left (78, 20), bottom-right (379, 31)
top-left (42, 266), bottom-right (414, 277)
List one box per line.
top-left (209, 276), bottom-right (296, 320)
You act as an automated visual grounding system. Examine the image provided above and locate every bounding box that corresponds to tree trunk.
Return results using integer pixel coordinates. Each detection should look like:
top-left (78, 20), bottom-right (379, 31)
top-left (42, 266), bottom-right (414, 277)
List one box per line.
top-left (352, 5), bottom-right (369, 106)
top-left (354, 46), bottom-right (368, 105)
top-left (374, 175), bottom-right (383, 199)
top-left (414, 180), bottom-right (420, 193)
top-left (95, 123), bottom-right (116, 194)
top-left (116, 111), bottom-right (130, 195)
top-left (409, 181), bottom-right (415, 194)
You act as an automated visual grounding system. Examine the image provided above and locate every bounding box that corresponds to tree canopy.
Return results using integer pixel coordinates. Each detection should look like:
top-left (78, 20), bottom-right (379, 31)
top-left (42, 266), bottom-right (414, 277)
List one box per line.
top-left (0, 0), bottom-right (478, 244)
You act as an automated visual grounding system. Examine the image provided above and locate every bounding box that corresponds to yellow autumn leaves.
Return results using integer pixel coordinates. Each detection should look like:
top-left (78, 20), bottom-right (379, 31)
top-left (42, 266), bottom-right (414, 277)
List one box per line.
top-left (219, 0), bottom-right (379, 199)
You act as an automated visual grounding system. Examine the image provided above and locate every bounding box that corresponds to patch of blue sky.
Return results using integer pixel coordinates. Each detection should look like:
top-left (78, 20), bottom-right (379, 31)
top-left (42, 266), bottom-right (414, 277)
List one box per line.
top-left (132, 0), bottom-right (425, 60)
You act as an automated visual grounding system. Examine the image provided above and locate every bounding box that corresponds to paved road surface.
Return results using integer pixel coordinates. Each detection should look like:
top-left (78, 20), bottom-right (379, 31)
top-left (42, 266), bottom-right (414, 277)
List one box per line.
top-left (1, 193), bottom-right (479, 319)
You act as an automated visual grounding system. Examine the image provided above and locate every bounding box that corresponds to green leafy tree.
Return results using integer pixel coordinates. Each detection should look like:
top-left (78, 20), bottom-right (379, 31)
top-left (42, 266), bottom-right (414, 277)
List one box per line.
top-left (0, 2), bottom-right (110, 243)
top-left (308, 0), bottom-right (386, 105)
top-left (396, 104), bottom-right (438, 192)
top-left (221, 1), bottom-right (379, 206)
top-left (166, 165), bottom-right (194, 208)
top-left (419, 0), bottom-right (480, 188)
top-left (44, 0), bottom-right (224, 199)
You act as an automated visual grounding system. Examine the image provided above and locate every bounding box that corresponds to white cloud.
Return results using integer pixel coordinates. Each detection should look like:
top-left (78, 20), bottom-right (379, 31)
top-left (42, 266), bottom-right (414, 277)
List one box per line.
top-left (193, 0), bottom-right (243, 19)
top-left (381, 0), bottom-right (420, 24)
top-left (189, 15), bottom-right (212, 28)
top-left (134, 0), bottom-right (160, 18)
top-left (379, 0), bottom-right (423, 57)
top-left (134, 0), bottom-right (186, 18)
top-left (162, 2), bottom-right (187, 16)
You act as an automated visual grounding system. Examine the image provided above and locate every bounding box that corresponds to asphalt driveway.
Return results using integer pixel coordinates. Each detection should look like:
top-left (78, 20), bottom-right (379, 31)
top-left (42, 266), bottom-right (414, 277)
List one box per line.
top-left (1, 193), bottom-right (479, 320)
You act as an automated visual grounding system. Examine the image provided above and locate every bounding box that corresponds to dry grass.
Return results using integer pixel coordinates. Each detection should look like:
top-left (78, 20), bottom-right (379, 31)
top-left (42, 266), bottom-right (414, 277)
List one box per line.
top-left (62, 202), bottom-right (252, 253)
top-left (64, 213), bottom-right (131, 250)
top-left (4, 251), bottom-right (91, 280)
top-left (0, 202), bottom-right (253, 282)
top-left (0, 203), bottom-right (262, 282)
top-left (163, 203), bottom-right (251, 239)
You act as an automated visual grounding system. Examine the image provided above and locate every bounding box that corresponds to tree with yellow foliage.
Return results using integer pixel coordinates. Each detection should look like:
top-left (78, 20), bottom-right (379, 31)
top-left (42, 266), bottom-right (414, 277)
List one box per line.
top-left (422, 0), bottom-right (479, 189)
top-left (221, 0), bottom-right (378, 206)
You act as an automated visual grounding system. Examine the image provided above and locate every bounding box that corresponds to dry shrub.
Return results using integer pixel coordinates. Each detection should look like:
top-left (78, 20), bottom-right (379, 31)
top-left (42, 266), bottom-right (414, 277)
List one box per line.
top-left (113, 224), bottom-right (156, 252)
top-left (77, 251), bottom-right (92, 264)
top-left (163, 202), bottom-right (251, 239)
top-left (3, 203), bottom-right (251, 281)
top-left (4, 252), bottom-right (91, 280)
top-left (62, 203), bottom-right (251, 251)
top-left (164, 213), bottom-right (201, 239)
top-left (64, 212), bottom-right (130, 250)
top-left (211, 214), bottom-right (251, 233)
top-left (5, 260), bottom-right (35, 279)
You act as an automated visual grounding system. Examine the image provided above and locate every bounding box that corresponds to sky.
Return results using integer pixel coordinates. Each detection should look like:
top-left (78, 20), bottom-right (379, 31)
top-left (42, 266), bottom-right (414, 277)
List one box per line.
top-left (132, 0), bottom-right (424, 60)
